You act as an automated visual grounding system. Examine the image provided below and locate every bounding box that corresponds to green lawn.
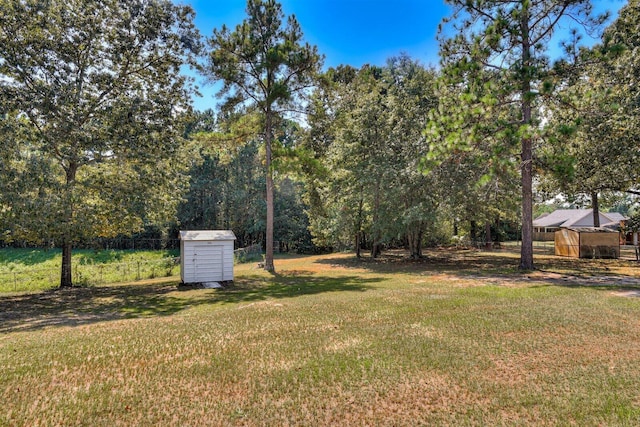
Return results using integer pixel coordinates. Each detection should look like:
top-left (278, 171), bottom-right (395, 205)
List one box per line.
top-left (0, 248), bottom-right (179, 292)
top-left (2, 249), bottom-right (640, 425)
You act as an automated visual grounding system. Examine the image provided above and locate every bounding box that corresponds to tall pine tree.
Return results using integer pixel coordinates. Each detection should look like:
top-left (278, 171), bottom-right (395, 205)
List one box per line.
top-left (204, 0), bottom-right (322, 272)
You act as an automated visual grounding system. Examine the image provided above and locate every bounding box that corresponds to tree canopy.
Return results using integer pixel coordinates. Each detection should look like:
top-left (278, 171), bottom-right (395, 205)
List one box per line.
top-left (430, 0), bottom-right (607, 269)
top-left (204, 0), bottom-right (322, 272)
top-left (2, 0), bottom-right (638, 280)
top-left (0, 0), bottom-right (200, 286)
top-left (302, 57), bottom-right (446, 257)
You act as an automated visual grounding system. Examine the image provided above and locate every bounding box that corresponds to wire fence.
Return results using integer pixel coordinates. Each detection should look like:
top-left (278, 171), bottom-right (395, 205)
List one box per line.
top-left (0, 257), bottom-right (180, 293)
top-left (3, 240), bottom-right (638, 293)
top-left (0, 238), bottom-right (181, 250)
top-left (233, 244), bottom-right (263, 263)
top-left (0, 244), bottom-right (266, 293)
top-left (470, 240), bottom-right (555, 253)
top-left (486, 240), bottom-right (640, 260)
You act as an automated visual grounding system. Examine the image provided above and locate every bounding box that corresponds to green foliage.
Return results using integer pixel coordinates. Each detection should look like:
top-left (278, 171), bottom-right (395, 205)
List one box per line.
top-left (626, 211), bottom-right (640, 234)
top-left (203, 0), bottom-right (323, 272)
top-left (178, 114), bottom-right (313, 253)
top-left (0, 0), bottom-right (200, 285)
top-left (539, 0), bottom-right (640, 215)
top-left (177, 140), bottom-right (266, 246)
top-left (303, 57), bottom-right (442, 257)
top-left (273, 178), bottom-right (314, 253)
top-left (431, 0), bottom-right (606, 269)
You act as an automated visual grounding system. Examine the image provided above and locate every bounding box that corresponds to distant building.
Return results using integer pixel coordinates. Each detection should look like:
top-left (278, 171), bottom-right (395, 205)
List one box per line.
top-left (533, 209), bottom-right (627, 241)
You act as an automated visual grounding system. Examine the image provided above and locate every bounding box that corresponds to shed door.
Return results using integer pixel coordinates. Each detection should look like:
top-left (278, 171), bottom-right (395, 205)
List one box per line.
top-left (193, 243), bottom-right (224, 282)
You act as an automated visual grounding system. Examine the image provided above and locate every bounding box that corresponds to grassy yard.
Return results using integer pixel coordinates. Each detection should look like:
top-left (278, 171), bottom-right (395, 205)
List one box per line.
top-left (0, 248), bottom-right (179, 292)
top-left (2, 249), bottom-right (640, 425)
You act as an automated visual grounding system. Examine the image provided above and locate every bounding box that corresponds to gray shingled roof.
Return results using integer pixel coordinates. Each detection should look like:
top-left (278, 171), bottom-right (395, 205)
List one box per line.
top-left (533, 209), bottom-right (627, 228)
top-left (533, 209), bottom-right (591, 227)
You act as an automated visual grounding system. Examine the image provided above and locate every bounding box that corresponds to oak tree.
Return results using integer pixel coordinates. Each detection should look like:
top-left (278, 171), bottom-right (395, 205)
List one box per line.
top-left (0, 0), bottom-right (199, 287)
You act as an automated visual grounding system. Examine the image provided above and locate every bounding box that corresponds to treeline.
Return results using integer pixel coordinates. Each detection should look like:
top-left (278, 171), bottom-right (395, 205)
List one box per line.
top-left (177, 57), bottom-right (521, 257)
top-left (174, 0), bottom-right (640, 264)
top-left (175, 113), bottom-right (314, 252)
top-left (2, 0), bottom-right (639, 286)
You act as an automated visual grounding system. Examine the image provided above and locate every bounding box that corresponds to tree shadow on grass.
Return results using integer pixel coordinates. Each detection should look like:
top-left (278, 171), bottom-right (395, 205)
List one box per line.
top-left (209, 273), bottom-right (379, 305)
top-left (0, 282), bottom-right (184, 334)
top-left (0, 274), bottom-right (379, 334)
top-left (313, 249), bottom-right (523, 275)
top-left (314, 250), bottom-right (640, 296)
top-left (316, 249), bottom-right (640, 278)
top-left (0, 248), bottom-right (61, 267)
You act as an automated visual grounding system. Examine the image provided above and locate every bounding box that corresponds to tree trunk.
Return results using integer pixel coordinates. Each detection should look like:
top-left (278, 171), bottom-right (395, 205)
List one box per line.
top-left (60, 241), bottom-right (73, 287)
top-left (520, 143), bottom-right (534, 269)
top-left (485, 221), bottom-right (492, 250)
top-left (591, 192), bottom-right (600, 227)
top-left (60, 162), bottom-right (78, 287)
top-left (371, 243), bottom-right (381, 258)
top-left (355, 196), bottom-right (364, 258)
top-left (408, 231), bottom-right (414, 258)
top-left (264, 111), bottom-right (275, 273)
top-left (370, 179), bottom-right (381, 259)
top-left (408, 229), bottom-right (423, 259)
top-left (370, 227), bottom-right (380, 258)
top-left (519, 6), bottom-right (534, 270)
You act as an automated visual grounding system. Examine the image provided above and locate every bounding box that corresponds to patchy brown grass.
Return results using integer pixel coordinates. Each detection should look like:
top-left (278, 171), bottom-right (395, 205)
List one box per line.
top-left (2, 249), bottom-right (640, 425)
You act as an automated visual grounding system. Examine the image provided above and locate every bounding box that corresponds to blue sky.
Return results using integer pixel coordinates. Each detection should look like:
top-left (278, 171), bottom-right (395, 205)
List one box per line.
top-left (184, 0), bottom-right (626, 112)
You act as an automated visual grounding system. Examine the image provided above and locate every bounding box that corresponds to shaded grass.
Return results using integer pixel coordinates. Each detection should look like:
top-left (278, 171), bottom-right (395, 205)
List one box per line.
top-left (0, 272), bottom-right (377, 334)
top-left (2, 251), bottom-right (640, 425)
top-left (318, 247), bottom-right (640, 278)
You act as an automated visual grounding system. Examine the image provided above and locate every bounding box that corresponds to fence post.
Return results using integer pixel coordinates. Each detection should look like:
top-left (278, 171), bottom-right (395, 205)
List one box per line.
top-left (136, 261), bottom-right (140, 280)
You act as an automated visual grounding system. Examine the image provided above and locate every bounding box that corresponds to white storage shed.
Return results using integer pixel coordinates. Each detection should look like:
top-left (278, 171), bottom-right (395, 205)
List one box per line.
top-left (180, 230), bottom-right (236, 284)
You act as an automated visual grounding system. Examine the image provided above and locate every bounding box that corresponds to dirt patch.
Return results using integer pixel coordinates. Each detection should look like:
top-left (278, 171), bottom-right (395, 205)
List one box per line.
top-left (613, 289), bottom-right (640, 298)
top-left (438, 268), bottom-right (640, 291)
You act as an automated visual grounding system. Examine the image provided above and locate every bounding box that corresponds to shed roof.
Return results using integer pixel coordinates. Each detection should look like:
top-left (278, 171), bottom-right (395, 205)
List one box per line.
top-left (534, 209), bottom-right (591, 227)
top-left (561, 227), bottom-right (618, 233)
top-left (179, 230), bottom-right (236, 241)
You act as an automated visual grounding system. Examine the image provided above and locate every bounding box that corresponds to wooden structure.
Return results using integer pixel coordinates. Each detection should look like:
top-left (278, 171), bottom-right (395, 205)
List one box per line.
top-left (554, 227), bottom-right (620, 259)
top-left (180, 230), bottom-right (236, 283)
top-left (534, 209), bottom-right (626, 241)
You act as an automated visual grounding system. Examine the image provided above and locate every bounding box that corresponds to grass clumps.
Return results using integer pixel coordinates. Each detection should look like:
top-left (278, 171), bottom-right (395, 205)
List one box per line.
top-left (2, 249), bottom-right (640, 425)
